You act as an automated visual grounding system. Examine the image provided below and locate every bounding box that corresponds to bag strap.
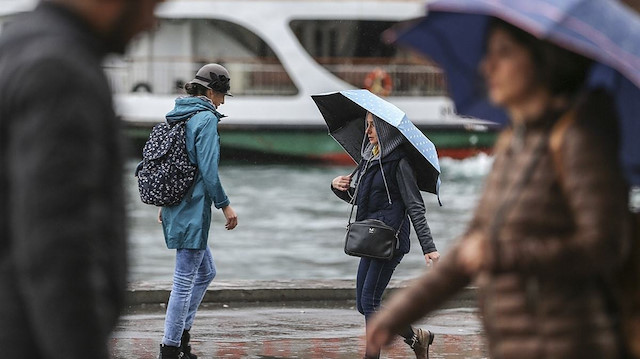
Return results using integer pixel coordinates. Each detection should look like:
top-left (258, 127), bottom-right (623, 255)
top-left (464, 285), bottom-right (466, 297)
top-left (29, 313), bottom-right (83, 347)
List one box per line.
top-left (346, 157), bottom-right (407, 237)
top-left (167, 110), bottom-right (204, 128)
top-left (549, 108), bottom-right (576, 185)
top-left (347, 157), bottom-right (373, 226)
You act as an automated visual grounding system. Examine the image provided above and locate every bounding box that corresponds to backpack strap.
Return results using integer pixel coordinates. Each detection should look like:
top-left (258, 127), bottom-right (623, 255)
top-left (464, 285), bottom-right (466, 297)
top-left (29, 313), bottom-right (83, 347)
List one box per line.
top-left (168, 110), bottom-right (204, 127)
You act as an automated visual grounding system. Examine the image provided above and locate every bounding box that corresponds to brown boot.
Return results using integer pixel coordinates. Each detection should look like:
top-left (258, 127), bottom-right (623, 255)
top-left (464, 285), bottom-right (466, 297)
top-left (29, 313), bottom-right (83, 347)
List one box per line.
top-left (407, 328), bottom-right (434, 359)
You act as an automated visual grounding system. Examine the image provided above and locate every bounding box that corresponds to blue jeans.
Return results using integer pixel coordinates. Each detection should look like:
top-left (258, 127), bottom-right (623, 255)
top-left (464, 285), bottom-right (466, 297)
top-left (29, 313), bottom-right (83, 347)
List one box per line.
top-left (356, 253), bottom-right (404, 320)
top-left (162, 247), bottom-right (216, 347)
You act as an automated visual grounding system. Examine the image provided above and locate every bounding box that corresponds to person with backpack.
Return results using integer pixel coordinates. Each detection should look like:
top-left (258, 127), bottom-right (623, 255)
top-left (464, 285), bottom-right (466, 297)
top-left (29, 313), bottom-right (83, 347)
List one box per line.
top-left (157, 63), bottom-right (238, 359)
top-left (366, 19), bottom-right (633, 359)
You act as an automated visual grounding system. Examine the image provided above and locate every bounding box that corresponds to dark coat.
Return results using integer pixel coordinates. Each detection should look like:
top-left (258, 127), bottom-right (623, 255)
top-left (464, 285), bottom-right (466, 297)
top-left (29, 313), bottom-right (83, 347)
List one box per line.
top-left (0, 3), bottom-right (126, 358)
top-left (372, 91), bottom-right (631, 358)
top-left (334, 149), bottom-right (436, 255)
top-left (355, 150), bottom-right (412, 253)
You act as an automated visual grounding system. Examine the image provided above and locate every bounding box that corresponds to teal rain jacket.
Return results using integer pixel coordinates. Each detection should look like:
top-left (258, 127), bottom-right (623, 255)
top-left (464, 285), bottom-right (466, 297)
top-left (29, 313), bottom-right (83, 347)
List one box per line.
top-left (161, 96), bottom-right (230, 249)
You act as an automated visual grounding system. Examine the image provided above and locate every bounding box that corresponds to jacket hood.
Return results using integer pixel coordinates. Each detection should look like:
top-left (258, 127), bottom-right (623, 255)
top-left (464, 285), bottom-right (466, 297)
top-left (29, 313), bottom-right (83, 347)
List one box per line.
top-left (166, 96), bottom-right (219, 123)
top-left (361, 114), bottom-right (405, 161)
top-left (357, 114), bottom-right (406, 206)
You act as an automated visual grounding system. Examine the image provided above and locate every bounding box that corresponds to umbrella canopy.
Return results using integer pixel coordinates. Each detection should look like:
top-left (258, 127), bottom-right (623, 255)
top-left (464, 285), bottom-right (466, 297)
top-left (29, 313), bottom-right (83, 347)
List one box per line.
top-left (388, 0), bottom-right (640, 186)
top-left (311, 89), bottom-right (441, 197)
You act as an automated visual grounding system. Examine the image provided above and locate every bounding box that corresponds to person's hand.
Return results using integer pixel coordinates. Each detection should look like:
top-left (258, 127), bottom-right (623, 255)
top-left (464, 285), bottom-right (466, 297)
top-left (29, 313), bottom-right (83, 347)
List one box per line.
top-left (222, 205), bottom-right (238, 230)
top-left (331, 174), bottom-right (352, 191)
top-left (458, 232), bottom-right (486, 275)
top-left (424, 251), bottom-right (440, 267)
top-left (157, 208), bottom-right (162, 223)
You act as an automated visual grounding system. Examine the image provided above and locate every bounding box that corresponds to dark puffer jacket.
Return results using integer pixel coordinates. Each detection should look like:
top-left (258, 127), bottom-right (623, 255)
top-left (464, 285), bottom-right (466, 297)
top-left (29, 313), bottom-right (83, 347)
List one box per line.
top-left (0, 3), bottom-right (126, 358)
top-left (370, 90), bottom-right (631, 359)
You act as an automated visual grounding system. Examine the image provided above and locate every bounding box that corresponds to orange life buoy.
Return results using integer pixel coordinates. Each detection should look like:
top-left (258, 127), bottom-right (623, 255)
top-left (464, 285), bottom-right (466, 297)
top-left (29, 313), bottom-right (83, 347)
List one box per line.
top-left (363, 68), bottom-right (392, 96)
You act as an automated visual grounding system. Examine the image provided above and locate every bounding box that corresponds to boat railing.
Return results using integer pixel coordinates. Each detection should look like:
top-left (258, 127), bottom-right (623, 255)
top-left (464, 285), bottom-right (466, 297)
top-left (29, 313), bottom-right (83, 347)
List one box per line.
top-left (324, 63), bottom-right (447, 96)
top-left (104, 58), bottom-right (299, 96)
top-left (104, 57), bottom-right (447, 97)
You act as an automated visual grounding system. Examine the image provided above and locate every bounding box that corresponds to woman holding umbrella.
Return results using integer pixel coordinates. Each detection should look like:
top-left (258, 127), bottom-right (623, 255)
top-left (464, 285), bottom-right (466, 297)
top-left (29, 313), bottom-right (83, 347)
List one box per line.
top-left (331, 111), bottom-right (440, 359)
top-left (366, 13), bottom-right (633, 359)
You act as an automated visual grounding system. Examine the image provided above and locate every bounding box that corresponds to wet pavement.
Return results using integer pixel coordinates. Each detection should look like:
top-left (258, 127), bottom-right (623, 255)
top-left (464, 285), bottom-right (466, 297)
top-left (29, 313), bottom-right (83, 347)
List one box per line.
top-left (111, 281), bottom-right (487, 358)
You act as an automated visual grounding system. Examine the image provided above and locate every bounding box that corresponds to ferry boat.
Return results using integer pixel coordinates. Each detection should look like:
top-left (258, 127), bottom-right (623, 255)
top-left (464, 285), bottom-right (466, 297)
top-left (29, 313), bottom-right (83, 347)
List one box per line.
top-left (2, 0), bottom-right (499, 163)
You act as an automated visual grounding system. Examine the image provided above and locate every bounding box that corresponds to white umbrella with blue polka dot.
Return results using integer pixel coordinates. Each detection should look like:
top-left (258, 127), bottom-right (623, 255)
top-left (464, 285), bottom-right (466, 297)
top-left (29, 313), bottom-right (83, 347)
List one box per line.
top-left (312, 89), bottom-right (441, 200)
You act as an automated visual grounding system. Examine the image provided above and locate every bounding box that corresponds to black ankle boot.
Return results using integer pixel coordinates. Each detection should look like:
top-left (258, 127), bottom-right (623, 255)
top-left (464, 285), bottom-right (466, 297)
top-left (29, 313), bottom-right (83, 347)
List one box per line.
top-left (181, 330), bottom-right (197, 359)
top-left (158, 344), bottom-right (183, 359)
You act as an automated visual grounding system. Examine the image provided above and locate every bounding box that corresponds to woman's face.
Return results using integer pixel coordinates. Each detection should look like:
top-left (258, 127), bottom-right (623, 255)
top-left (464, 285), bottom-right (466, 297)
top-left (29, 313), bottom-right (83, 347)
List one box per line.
top-left (365, 113), bottom-right (378, 145)
top-left (481, 28), bottom-right (538, 109)
top-left (208, 90), bottom-right (226, 108)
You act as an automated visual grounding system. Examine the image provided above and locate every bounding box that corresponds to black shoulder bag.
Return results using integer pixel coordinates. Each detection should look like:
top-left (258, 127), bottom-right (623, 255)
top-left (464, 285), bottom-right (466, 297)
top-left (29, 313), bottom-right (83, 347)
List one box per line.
top-left (344, 158), bottom-right (404, 260)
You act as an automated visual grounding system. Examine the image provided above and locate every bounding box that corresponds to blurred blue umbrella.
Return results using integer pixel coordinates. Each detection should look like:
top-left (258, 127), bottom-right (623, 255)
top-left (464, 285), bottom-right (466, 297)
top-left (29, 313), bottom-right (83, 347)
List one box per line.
top-left (387, 0), bottom-right (640, 185)
top-left (311, 89), bottom-right (441, 198)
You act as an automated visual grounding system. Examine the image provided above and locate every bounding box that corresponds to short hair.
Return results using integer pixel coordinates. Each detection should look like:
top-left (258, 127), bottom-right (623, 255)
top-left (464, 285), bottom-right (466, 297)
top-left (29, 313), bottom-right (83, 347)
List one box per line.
top-left (486, 18), bottom-right (592, 97)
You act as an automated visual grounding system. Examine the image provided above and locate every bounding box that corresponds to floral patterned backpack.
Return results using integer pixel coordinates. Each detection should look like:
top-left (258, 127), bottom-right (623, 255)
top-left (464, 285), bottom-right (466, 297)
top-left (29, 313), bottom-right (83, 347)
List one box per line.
top-left (135, 116), bottom-right (198, 206)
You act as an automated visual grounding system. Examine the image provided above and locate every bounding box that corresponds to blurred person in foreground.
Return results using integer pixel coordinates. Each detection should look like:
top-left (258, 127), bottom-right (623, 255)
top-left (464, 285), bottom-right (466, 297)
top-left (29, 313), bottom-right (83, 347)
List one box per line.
top-left (366, 18), bottom-right (631, 359)
top-left (0, 0), bottom-right (162, 358)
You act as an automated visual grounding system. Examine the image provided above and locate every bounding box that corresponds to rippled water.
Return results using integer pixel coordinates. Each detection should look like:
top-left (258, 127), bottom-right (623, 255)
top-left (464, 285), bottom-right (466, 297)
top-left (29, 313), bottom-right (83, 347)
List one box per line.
top-left (125, 155), bottom-right (493, 282)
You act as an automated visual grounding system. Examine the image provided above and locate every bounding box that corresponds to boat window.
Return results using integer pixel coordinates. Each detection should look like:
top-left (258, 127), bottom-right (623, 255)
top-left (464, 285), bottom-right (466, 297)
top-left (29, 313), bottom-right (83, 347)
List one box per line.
top-left (289, 20), bottom-right (447, 97)
top-left (106, 19), bottom-right (298, 96)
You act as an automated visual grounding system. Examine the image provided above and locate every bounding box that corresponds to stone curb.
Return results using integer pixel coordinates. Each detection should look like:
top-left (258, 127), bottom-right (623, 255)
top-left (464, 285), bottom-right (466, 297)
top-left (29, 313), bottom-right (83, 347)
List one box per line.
top-left (127, 279), bottom-right (477, 308)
